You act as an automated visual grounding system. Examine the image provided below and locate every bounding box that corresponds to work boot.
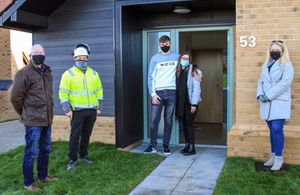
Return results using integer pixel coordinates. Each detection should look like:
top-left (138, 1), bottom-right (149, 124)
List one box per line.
top-left (271, 156), bottom-right (283, 171)
top-left (264, 153), bottom-right (275, 166)
top-left (180, 143), bottom-right (190, 154)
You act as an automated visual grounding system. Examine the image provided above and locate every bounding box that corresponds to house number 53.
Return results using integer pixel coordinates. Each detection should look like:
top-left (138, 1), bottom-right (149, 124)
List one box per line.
top-left (239, 36), bottom-right (256, 48)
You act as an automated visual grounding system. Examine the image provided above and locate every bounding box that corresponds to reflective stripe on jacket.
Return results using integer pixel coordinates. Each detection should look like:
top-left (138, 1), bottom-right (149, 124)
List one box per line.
top-left (59, 66), bottom-right (103, 112)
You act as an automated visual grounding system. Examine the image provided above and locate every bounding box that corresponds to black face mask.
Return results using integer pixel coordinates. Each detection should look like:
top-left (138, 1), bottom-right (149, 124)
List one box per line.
top-left (270, 51), bottom-right (281, 61)
top-left (32, 55), bottom-right (45, 65)
top-left (160, 45), bottom-right (170, 53)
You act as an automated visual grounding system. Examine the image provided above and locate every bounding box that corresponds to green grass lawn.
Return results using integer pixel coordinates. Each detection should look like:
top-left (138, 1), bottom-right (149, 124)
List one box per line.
top-left (0, 142), bottom-right (164, 195)
top-left (214, 157), bottom-right (300, 195)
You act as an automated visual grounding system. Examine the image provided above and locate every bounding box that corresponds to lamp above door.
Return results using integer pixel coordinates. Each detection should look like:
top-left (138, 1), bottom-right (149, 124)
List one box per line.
top-left (173, 5), bottom-right (191, 14)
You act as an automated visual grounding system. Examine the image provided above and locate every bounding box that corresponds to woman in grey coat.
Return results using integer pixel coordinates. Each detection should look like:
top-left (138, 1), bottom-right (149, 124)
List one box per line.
top-left (176, 51), bottom-right (202, 155)
top-left (257, 40), bottom-right (294, 171)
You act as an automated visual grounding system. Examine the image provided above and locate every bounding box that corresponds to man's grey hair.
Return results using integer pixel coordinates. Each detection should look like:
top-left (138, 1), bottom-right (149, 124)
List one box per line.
top-left (30, 44), bottom-right (44, 55)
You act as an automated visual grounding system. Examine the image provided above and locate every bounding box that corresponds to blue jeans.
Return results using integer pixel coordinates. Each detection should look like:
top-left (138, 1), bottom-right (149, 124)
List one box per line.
top-left (150, 89), bottom-right (176, 146)
top-left (266, 119), bottom-right (285, 156)
top-left (23, 126), bottom-right (51, 186)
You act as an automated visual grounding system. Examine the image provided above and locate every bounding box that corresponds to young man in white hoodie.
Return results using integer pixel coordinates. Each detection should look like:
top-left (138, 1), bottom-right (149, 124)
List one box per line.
top-left (145, 35), bottom-right (179, 155)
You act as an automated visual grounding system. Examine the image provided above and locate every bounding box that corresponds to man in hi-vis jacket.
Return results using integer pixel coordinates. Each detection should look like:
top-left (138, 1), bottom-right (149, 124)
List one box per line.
top-left (59, 43), bottom-right (103, 170)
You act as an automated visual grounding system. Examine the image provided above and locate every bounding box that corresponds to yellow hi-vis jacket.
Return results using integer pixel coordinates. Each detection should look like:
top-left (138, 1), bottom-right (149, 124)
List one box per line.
top-left (59, 66), bottom-right (103, 112)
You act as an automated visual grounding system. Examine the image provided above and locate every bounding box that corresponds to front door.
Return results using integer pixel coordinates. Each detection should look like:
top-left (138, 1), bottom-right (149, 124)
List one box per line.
top-left (193, 50), bottom-right (224, 123)
top-left (191, 49), bottom-right (227, 145)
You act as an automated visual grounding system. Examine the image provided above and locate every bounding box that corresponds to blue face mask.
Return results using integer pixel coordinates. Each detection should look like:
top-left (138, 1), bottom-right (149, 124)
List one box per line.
top-left (75, 60), bottom-right (88, 71)
top-left (180, 59), bottom-right (190, 67)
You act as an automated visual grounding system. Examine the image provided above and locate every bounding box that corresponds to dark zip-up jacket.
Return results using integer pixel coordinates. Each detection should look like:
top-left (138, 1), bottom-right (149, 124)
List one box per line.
top-left (11, 62), bottom-right (54, 126)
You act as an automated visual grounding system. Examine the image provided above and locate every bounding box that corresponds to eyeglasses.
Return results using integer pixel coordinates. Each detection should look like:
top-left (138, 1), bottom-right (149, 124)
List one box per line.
top-left (272, 40), bottom-right (283, 44)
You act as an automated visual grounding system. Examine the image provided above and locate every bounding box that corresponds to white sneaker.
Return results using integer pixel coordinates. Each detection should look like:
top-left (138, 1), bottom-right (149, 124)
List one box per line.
top-left (270, 156), bottom-right (283, 171)
top-left (264, 153), bottom-right (275, 166)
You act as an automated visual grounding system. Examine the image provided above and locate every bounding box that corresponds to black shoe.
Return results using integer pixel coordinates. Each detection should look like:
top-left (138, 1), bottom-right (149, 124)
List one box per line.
top-left (163, 145), bottom-right (171, 155)
top-left (184, 147), bottom-right (196, 156)
top-left (144, 144), bottom-right (157, 153)
top-left (67, 160), bottom-right (77, 170)
top-left (80, 156), bottom-right (93, 164)
top-left (180, 143), bottom-right (190, 154)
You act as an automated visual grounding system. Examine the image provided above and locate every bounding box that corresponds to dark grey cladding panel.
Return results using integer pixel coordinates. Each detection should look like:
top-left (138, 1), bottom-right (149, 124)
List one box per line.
top-left (35, 29), bottom-right (113, 42)
top-left (43, 46), bottom-right (113, 58)
top-left (34, 0), bottom-right (115, 116)
top-left (45, 52), bottom-right (114, 62)
top-left (51, 0), bottom-right (113, 14)
top-left (47, 18), bottom-right (113, 30)
top-left (34, 35), bottom-right (113, 47)
top-left (50, 10), bottom-right (113, 20)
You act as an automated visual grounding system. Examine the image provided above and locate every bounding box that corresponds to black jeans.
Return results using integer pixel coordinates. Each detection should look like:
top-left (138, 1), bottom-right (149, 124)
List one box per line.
top-left (68, 109), bottom-right (97, 161)
top-left (180, 105), bottom-right (198, 145)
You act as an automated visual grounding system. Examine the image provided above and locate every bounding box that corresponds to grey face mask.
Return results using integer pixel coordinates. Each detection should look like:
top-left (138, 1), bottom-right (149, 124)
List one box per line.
top-left (75, 60), bottom-right (88, 71)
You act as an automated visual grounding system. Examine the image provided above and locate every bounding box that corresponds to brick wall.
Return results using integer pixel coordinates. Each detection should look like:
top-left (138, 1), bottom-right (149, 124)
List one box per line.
top-left (0, 28), bottom-right (18, 122)
top-left (229, 0), bottom-right (300, 164)
top-left (52, 116), bottom-right (115, 144)
top-left (0, 88), bottom-right (18, 122)
top-left (0, 28), bottom-right (11, 79)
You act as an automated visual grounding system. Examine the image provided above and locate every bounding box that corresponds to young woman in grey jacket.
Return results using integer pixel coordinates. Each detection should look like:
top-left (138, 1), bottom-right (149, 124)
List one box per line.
top-left (176, 51), bottom-right (202, 155)
top-left (257, 40), bottom-right (294, 171)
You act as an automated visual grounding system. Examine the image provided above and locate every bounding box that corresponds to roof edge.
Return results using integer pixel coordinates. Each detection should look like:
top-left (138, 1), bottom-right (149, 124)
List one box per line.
top-left (0, 0), bottom-right (15, 16)
top-left (0, 0), bottom-right (27, 25)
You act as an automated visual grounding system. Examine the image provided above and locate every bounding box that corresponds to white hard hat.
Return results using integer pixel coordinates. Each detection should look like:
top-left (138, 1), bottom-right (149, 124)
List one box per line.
top-left (73, 47), bottom-right (89, 57)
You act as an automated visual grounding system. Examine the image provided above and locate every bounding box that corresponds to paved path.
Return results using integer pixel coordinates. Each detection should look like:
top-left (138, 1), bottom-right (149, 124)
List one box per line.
top-left (0, 120), bottom-right (24, 153)
top-left (130, 144), bottom-right (227, 195)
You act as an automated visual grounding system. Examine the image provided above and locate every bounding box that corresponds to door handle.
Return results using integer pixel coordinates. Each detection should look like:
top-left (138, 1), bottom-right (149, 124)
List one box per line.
top-left (216, 84), bottom-right (223, 89)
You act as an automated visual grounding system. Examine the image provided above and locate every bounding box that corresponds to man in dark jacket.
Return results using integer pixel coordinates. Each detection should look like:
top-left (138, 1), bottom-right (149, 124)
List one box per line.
top-left (11, 44), bottom-right (58, 192)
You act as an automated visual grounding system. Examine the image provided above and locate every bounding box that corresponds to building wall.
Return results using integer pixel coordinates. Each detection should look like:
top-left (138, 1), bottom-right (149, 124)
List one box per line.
top-left (0, 90), bottom-right (15, 122)
top-left (0, 86), bottom-right (17, 122)
top-left (0, 29), bottom-right (12, 79)
top-left (10, 30), bottom-right (32, 75)
top-left (229, 0), bottom-right (300, 164)
top-left (0, 28), bottom-right (32, 122)
top-left (52, 116), bottom-right (115, 144)
top-left (0, 28), bottom-right (17, 122)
